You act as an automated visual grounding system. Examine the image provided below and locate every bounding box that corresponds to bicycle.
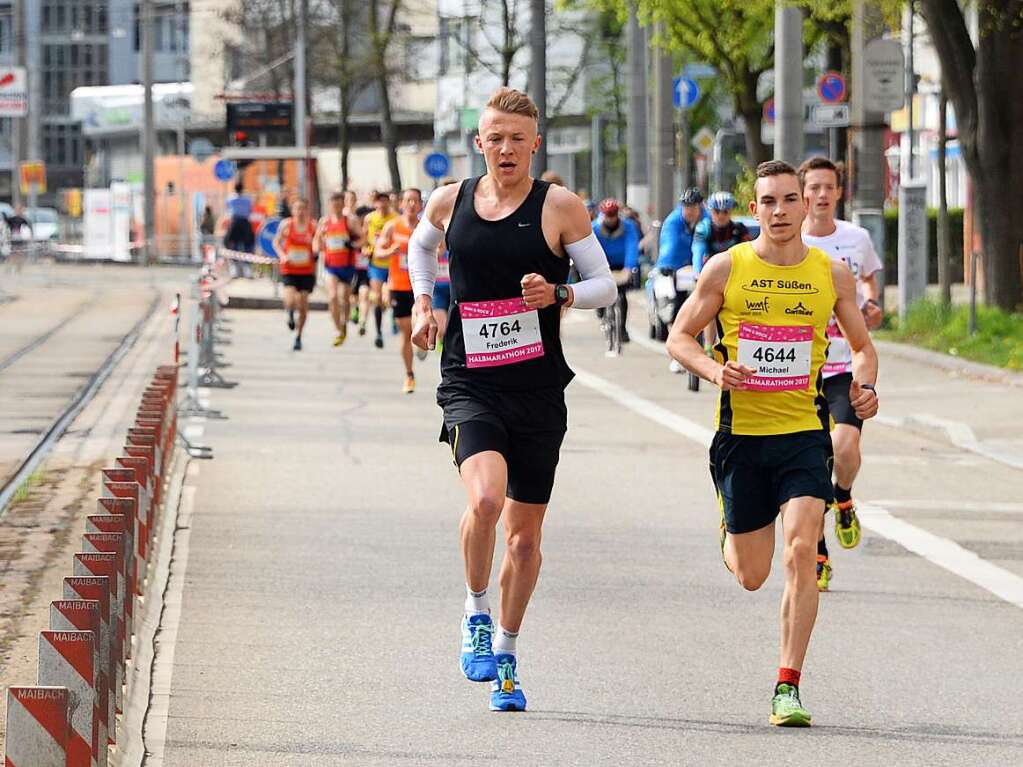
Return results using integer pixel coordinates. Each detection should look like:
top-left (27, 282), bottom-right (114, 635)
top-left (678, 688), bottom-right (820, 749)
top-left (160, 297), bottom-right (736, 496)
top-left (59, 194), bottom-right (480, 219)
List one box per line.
top-left (602, 289), bottom-right (626, 357)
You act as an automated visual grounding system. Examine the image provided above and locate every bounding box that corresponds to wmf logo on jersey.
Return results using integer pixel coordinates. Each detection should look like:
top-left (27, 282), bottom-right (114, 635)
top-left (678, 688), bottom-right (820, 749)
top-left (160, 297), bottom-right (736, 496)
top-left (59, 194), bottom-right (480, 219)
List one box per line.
top-left (744, 297), bottom-right (770, 315)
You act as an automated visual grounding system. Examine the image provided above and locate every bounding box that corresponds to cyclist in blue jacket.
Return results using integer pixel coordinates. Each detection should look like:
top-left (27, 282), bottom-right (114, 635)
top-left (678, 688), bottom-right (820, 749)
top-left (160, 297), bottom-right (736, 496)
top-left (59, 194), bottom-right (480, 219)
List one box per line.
top-left (592, 198), bottom-right (640, 341)
top-left (656, 187), bottom-right (707, 272)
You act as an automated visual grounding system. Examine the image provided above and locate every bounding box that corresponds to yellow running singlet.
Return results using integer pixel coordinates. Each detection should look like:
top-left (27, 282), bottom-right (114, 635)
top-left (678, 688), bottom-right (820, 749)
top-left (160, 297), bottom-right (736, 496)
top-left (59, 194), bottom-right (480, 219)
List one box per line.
top-left (714, 242), bottom-right (836, 436)
top-left (365, 210), bottom-right (397, 268)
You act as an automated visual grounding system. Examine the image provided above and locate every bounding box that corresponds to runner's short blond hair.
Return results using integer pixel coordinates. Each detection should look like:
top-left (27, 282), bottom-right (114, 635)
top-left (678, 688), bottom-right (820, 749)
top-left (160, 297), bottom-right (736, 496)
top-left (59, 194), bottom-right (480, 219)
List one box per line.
top-left (484, 88), bottom-right (539, 123)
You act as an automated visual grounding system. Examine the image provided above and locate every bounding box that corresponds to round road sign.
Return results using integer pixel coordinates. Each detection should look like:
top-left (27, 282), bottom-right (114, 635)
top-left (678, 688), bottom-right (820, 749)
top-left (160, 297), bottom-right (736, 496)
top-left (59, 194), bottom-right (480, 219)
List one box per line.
top-left (424, 152), bottom-right (451, 179)
top-left (257, 217), bottom-right (281, 259)
top-left (817, 71), bottom-right (847, 104)
top-left (214, 159), bottom-right (237, 182)
top-left (763, 99), bottom-right (776, 124)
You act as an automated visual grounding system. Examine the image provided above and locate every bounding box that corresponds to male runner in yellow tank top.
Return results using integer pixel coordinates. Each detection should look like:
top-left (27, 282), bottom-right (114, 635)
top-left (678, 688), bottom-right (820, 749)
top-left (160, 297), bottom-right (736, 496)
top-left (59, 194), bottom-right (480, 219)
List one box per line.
top-left (667, 160), bottom-right (879, 728)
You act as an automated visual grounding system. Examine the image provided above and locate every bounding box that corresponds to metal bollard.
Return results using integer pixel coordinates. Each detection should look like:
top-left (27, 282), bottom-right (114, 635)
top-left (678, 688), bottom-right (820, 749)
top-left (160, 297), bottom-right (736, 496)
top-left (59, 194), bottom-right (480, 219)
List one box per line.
top-left (62, 578), bottom-right (116, 718)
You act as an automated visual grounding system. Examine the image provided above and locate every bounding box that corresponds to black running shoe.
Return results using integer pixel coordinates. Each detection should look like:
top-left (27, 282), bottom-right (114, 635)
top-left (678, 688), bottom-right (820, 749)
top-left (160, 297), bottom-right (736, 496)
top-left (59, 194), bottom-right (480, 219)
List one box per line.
top-left (293, 336), bottom-right (302, 351)
top-left (287, 309), bottom-right (296, 331)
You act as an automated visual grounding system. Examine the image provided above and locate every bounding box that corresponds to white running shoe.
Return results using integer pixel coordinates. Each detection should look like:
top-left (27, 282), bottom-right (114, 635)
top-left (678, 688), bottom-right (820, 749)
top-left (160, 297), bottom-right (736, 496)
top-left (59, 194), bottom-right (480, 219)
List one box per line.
top-left (669, 359), bottom-right (684, 374)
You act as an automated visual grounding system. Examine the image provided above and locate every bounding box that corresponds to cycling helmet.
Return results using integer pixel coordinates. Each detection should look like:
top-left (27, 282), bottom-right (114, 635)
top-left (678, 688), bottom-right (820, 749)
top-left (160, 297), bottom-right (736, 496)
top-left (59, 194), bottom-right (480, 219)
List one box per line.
top-left (707, 191), bottom-right (737, 211)
top-left (679, 187), bottom-right (704, 205)
top-left (599, 198), bottom-right (620, 215)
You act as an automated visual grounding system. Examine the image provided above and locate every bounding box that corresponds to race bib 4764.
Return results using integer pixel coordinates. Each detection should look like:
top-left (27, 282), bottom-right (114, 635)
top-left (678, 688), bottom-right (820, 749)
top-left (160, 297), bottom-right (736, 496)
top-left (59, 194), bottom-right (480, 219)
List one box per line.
top-left (460, 298), bottom-right (544, 368)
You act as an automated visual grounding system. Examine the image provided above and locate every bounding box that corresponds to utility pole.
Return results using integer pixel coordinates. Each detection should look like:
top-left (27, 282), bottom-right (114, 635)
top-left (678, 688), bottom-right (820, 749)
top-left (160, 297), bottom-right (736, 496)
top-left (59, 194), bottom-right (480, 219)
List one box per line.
top-left (897, 0), bottom-right (925, 319)
top-left (774, 1), bottom-right (804, 165)
top-left (649, 22), bottom-right (674, 224)
top-left (625, 6), bottom-right (648, 216)
top-left (850, 0), bottom-right (888, 311)
top-left (12, 0), bottom-right (24, 208)
top-left (530, 0), bottom-right (548, 174)
top-left (295, 0), bottom-right (308, 202)
top-left (176, 0), bottom-right (188, 258)
top-left (590, 114), bottom-right (604, 202)
top-left (142, 0), bottom-right (155, 266)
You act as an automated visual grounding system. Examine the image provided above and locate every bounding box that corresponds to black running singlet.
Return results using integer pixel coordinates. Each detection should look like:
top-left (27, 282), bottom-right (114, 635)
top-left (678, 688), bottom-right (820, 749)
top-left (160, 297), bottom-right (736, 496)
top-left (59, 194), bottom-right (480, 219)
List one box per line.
top-left (440, 176), bottom-right (573, 392)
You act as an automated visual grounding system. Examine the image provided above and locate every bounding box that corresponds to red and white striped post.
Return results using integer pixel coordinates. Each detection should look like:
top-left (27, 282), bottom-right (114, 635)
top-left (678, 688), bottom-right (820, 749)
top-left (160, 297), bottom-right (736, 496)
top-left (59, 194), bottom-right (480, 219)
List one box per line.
top-left (71, 556), bottom-right (122, 710)
top-left (95, 499), bottom-right (137, 640)
top-left (49, 601), bottom-right (108, 763)
top-left (80, 534), bottom-right (124, 721)
top-left (37, 631), bottom-right (96, 767)
top-left (4, 686), bottom-right (70, 767)
top-left (87, 511), bottom-right (133, 643)
top-left (101, 481), bottom-right (146, 569)
top-left (63, 578), bottom-right (116, 724)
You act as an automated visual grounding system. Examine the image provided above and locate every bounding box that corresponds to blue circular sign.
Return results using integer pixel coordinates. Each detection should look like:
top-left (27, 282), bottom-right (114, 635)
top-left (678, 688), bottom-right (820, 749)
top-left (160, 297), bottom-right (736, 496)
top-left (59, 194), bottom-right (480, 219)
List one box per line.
top-left (672, 77), bottom-right (700, 109)
top-left (424, 152), bottom-right (451, 179)
top-left (817, 71), bottom-right (847, 104)
top-left (258, 217), bottom-right (281, 259)
top-left (214, 158), bottom-right (237, 181)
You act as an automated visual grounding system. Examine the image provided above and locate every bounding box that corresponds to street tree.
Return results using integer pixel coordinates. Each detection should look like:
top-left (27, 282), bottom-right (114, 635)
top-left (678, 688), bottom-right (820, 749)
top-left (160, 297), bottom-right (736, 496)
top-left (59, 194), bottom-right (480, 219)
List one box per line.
top-left (367, 0), bottom-right (404, 191)
top-left (918, 0), bottom-right (1023, 311)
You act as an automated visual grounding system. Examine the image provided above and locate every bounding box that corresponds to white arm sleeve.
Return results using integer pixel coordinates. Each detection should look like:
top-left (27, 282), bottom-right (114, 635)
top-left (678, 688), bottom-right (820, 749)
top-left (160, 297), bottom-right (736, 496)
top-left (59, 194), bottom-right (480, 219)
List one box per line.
top-left (408, 217), bottom-right (445, 298)
top-left (565, 233), bottom-right (617, 309)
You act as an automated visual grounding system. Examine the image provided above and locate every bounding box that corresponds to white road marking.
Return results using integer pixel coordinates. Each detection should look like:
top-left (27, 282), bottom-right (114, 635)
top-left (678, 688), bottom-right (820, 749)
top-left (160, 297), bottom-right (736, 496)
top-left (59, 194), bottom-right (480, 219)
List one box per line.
top-left (870, 499), bottom-right (1023, 514)
top-left (573, 364), bottom-right (1023, 611)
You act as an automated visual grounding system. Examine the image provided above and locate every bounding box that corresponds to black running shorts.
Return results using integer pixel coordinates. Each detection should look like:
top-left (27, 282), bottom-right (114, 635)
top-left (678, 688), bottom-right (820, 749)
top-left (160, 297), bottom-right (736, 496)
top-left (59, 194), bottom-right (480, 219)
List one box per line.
top-left (351, 269), bottom-right (370, 291)
top-left (709, 430), bottom-right (834, 534)
top-left (823, 372), bottom-right (863, 430)
top-left (438, 386), bottom-right (567, 505)
top-left (282, 273), bottom-right (316, 293)
top-left (390, 290), bottom-right (414, 319)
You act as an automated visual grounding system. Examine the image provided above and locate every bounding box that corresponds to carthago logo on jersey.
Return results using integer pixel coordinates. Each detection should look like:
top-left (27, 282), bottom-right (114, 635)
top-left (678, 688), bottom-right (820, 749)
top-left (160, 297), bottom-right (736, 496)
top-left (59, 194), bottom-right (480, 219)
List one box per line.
top-left (741, 278), bottom-right (820, 296)
top-left (784, 302), bottom-right (814, 317)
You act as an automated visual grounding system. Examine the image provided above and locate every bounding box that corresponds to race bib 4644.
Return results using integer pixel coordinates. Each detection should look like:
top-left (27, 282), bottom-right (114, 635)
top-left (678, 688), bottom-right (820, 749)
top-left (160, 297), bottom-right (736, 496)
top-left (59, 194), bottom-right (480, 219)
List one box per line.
top-left (736, 323), bottom-right (812, 391)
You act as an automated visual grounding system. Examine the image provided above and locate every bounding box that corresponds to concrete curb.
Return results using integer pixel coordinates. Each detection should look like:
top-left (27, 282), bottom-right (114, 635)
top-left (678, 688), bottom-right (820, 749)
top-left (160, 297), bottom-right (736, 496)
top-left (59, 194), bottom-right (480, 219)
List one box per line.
top-left (874, 340), bottom-right (1023, 388)
top-left (225, 294), bottom-right (328, 311)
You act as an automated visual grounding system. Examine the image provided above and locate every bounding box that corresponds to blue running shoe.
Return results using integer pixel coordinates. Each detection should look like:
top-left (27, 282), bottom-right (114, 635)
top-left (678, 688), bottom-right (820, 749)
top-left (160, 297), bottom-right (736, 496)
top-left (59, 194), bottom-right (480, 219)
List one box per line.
top-left (460, 613), bottom-right (497, 682)
top-left (489, 654), bottom-right (526, 712)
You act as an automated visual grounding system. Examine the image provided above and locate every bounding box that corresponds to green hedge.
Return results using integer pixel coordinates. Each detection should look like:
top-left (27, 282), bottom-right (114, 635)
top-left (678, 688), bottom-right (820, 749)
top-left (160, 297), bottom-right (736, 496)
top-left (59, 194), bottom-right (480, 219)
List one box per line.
top-left (883, 208), bottom-right (965, 284)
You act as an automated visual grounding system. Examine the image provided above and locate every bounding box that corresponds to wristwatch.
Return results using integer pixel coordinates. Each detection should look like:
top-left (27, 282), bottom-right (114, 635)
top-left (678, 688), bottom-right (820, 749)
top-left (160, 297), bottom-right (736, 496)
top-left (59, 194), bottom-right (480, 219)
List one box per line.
top-left (861, 383), bottom-right (877, 396)
top-left (554, 284), bottom-right (570, 307)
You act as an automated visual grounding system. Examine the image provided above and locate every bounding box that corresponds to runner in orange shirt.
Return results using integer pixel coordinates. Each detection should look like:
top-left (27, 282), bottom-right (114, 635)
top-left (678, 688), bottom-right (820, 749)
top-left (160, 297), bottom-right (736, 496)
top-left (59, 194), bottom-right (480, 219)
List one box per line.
top-left (375, 188), bottom-right (422, 393)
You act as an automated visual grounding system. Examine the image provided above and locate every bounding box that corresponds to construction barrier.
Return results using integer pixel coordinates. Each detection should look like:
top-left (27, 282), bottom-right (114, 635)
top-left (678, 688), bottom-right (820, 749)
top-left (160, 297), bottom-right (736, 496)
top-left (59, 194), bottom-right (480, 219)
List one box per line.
top-left (1, 283), bottom-right (217, 765)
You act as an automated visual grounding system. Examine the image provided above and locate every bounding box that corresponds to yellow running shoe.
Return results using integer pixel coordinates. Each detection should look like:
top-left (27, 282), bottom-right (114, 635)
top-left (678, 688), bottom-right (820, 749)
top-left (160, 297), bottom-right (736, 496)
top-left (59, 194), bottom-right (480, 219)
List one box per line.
top-left (834, 500), bottom-right (861, 549)
top-left (403, 374), bottom-right (415, 394)
top-left (333, 326), bottom-right (347, 347)
top-left (816, 555), bottom-right (832, 592)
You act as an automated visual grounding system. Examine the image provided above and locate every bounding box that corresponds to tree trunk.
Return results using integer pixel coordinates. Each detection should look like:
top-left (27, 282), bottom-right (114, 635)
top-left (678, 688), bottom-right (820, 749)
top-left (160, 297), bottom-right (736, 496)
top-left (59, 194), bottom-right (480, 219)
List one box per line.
top-left (937, 89), bottom-right (951, 307)
top-left (919, 0), bottom-right (1023, 312)
top-left (973, 8), bottom-right (1023, 311)
top-left (501, 0), bottom-right (513, 86)
top-left (338, 0), bottom-right (353, 190)
top-left (368, 0), bottom-right (402, 192)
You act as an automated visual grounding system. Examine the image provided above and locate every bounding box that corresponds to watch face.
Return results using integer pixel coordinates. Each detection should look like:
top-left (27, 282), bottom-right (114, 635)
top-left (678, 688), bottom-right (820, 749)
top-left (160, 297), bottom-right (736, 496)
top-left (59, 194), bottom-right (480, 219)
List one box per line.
top-left (557, 285), bottom-right (569, 302)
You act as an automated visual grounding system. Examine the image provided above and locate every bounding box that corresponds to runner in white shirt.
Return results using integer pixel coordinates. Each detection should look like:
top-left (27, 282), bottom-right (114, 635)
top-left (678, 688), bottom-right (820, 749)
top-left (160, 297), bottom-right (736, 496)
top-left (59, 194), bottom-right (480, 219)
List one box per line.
top-left (798, 157), bottom-right (884, 591)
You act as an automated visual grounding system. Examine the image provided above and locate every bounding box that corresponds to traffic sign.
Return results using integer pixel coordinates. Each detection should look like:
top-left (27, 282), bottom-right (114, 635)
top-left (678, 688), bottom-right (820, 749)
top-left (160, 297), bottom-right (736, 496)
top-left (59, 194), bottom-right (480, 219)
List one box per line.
top-left (811, 104), bottom-right (850, 128)
top-left (190, 138), bottom-right (216, 164)
top-left (863, 39), bottom-right (906, 112)
top-left (763, 99), bottom-right (776, 124)
top-left (257, 217), bottom-right (281, 259)
top-left (691, 126), bottom-right (716, 155)
top-left (0, 67), bottom-right (27, 117)
top-left (816, 71), bottom-right (847, 104)
top-left (672, 77), bottom-right (700, 109)
top-left (213, 159), bottom-right (237, 181)
top-left (424, 152), bottom-right (451, 179)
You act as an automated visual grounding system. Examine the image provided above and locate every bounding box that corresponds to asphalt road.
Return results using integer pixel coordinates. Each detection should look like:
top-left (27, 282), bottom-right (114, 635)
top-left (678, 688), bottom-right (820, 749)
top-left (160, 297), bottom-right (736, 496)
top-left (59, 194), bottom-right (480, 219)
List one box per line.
top-left (154, 300), bottom-right (1023, 766)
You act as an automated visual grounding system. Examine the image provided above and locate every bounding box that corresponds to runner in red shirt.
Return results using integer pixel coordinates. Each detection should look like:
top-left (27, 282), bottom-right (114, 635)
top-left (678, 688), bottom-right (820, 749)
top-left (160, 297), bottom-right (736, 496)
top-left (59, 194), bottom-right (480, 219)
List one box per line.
top-left (273, 197), bottom-right (317, 351)
top-left (313, 191), bottom-right (364, 347)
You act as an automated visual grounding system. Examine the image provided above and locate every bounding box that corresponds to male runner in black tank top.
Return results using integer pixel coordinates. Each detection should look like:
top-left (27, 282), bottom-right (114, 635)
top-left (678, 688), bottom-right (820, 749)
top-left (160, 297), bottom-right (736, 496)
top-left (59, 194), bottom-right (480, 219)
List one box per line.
top-left (406, 87), bottom-right (617, 712)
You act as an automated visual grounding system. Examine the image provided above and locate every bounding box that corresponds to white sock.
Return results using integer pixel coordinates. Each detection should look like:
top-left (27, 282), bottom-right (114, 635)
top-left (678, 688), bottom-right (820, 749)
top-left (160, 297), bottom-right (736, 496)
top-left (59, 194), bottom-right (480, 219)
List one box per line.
top-left (492, 624), bottom-right (518, 656)
top-left (464, 585), bottom-right (490, 616)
